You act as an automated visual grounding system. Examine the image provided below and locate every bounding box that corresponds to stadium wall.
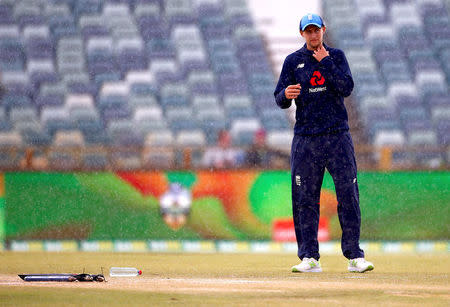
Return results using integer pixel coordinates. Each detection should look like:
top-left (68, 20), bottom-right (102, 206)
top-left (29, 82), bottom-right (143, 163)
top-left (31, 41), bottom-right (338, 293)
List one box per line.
top-left (3, 171), bottom-right (449, 243)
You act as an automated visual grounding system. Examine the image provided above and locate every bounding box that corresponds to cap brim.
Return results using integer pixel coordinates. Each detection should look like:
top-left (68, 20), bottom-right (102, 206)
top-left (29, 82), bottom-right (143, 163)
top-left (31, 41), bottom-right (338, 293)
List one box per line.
top-left (301, 23), bottom-right (322, 31)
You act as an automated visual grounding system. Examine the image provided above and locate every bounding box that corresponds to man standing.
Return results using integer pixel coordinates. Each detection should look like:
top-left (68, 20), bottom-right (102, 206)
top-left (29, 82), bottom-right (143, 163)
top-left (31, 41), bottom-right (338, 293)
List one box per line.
top-left (274, 13), bottom-right (374, 273)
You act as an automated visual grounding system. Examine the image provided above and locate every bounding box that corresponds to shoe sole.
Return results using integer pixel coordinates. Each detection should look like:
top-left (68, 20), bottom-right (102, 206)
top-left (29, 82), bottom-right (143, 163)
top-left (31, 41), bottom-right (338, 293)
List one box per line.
top-left (348, 265), bottom-right (374, 273)
top-left (292, 267), bottom-right (323, 273)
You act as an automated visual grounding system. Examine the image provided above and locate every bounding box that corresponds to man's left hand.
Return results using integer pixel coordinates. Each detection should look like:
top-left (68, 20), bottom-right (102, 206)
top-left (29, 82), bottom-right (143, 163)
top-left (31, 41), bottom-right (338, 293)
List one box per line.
top-left (313, 45), bottom-right (329, 62)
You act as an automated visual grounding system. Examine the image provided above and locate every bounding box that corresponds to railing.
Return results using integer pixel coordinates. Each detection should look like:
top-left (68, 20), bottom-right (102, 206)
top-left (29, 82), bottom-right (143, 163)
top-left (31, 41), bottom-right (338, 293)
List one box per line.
top-left (0, 144), bottom-right (448, 171)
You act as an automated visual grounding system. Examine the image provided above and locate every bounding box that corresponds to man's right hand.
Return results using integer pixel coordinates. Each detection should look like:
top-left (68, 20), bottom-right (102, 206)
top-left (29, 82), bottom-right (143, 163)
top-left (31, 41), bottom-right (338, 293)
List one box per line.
top-left (285, 84), bottom-right (301, 99)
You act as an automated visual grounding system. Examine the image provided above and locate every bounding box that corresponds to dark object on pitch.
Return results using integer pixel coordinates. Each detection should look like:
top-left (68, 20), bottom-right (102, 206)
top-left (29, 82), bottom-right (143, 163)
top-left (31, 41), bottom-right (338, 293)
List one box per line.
top-left (19, 273), bottom-right (105, 282)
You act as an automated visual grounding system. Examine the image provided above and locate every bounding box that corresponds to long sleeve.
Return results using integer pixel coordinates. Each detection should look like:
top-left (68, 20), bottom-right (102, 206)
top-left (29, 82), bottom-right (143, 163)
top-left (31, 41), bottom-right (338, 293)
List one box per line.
top-left (274, 57), bottom-right (295, 109)
top-left (318, 50), bottom-right (354, 97)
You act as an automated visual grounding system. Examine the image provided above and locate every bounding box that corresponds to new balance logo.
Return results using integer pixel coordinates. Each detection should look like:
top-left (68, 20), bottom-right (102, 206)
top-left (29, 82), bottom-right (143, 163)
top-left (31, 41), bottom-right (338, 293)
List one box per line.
top-left (297, 63), bottom-right (305, 69)
top-left (295, 175), bottom-right (301, 186)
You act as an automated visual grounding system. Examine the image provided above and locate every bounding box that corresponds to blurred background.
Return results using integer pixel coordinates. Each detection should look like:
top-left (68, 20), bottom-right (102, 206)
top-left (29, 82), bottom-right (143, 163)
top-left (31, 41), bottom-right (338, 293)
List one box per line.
top-left (0, 0), bottom-right (448, 251)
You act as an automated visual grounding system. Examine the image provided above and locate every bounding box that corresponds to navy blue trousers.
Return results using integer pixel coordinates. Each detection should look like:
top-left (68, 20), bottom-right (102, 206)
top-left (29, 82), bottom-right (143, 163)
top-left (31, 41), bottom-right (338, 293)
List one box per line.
top-left (291, 131), bottom-right (364, 260)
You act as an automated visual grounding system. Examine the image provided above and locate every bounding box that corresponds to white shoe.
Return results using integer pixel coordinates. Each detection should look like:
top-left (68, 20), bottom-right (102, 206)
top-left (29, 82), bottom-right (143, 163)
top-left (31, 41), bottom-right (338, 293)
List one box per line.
top-left (291, 257), bottom-right (322, 273)
top-left (348, 258), bottom-right (374, 273)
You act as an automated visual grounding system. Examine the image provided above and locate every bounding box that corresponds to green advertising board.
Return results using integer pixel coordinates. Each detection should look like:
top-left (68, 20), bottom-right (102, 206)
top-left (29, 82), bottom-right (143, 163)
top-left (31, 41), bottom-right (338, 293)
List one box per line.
top-left (4, 171), bottom-right (450, 241)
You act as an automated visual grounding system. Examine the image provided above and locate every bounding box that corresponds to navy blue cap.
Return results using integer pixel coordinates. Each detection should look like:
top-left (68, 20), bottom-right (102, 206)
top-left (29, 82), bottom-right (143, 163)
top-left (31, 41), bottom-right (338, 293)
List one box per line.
top-left (300, 13), bottom-right (324, 31)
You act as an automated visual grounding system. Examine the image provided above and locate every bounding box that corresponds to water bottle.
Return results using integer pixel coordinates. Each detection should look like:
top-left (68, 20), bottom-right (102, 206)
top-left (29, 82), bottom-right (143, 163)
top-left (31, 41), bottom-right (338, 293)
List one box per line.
top-left (109, 267), bottom-right (142, 277)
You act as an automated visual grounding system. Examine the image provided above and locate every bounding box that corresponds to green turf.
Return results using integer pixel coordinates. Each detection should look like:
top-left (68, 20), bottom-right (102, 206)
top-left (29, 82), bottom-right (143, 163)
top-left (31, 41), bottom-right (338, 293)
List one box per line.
top-left (0, 252), bottom-right (449, 306)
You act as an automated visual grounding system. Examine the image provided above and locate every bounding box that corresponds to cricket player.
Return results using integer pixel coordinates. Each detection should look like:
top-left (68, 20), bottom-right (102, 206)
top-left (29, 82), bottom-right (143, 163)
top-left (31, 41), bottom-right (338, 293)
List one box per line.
top-left (274, 13), bottom-right (374, 273)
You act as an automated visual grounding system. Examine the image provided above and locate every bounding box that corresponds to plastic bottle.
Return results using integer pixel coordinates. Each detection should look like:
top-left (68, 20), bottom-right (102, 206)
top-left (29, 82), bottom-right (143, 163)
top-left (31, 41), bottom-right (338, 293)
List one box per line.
top-left (109, 267), bottom-right (142, 277)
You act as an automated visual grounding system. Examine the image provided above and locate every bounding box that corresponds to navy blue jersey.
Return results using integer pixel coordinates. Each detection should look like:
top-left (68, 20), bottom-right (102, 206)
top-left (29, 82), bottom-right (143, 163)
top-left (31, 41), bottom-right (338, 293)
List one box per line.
top-left (274, 43), bottom-right (354, 135)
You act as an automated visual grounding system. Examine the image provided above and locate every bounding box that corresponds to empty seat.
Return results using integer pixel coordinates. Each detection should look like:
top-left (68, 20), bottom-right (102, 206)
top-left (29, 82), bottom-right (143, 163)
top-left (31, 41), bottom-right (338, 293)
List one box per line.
top-left (16, 120), bottom-right (51, 146)
top-left (53, 130), bottom-right (85, 147)
top-left (416, 70), bottom-right (447, 93)
top-left (266, 130), bottom-right (293, 150)
top-left (408, 130), bottom-right (438, 146)
top-left (175, 130), bottom-right (206, 146)
top-left (166, 106), bottom-right (198, 131)
top-left (47, 149), bottom-right (81, 170)
top-left (373, 130), bottom-right (406, 146)
top-left (196, 106), bottom-right (227, 144)
top-left (146, 38), bottom-right (176, 59)
top-left (126, 71), bottom-right (158, 97)
top-left (399, 107), bottom-right (428, 123)
top-left (2, 71), bottom-right (33, 97)
top-left (2, 93), bottom-right (32, 110)
top-left (0, 131), bottom-right (22, 146)
top-left (129, 95), bottom-right (159, 109)
top-left (226, 105), bottom-right (255, 120)
top-left (10, 107), bottom-right (38, 125)
top-left (115, 37), bottom-right (147, 74)
top-left (65, 94), bottom-right (95, 110)
top-left (223, 95), bottom-right (252, 109)
top-left (74, 0), bottom-right (103, 17)
top-left (229, 118), bottom-right (261, 145)
top-left (0, 131), bottom-right (24, 168)
top-left (431, 106), bottom-right (450, 122)
top-left (41, 106), bottom-right (76, 136)
top-left (49, 15), bottom-right (78, 40)
top-left (0, 107), bottom-right (11, 131)
top-left (160, 83), bottom-right (190, 108)
top-left (108, 119), bottom-right (144, 146)
top-left (165, 0), bottom-right (197, 25)
top-left (149, 59), bottom-right (181, 86)
top-left (98, 82), bottom-right (129, 111)
top-left (133, 106), bottom-right (163, 121)
top-left (390, 2), bottom-right (422, 30)
top-left (260, 109), bottom-right (290, 130)
top-left (82, 151), bottom-right (109, 170)
top-left (358, 95), bottom-right (390, 114)
top-left (387, 83), bottom-right (419, 101)
top-left (138, 119), bottom-right (169, 135)
top-left (71, 108), bottom-right (107, 144)
top-left (27, 59), bottom-right (58, 89)
top-left (25, 36), bottom-right (54, 59)
top-left (144, 130), bottom-right (174, 147)
top-left (188, 71), bottom-right (217, 95)
top-left (192, 95), bottom-right (220, 110)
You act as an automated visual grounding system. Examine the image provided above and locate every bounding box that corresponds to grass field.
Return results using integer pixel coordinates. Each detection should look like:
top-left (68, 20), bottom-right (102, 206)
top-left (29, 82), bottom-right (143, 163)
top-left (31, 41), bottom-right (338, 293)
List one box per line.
top-left (0, 252), bottom-right (449, 306)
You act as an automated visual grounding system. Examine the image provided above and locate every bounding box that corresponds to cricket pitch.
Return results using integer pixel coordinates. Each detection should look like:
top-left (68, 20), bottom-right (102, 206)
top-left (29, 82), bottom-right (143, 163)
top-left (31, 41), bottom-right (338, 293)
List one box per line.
top-left (0, 252), bottom-right (448, 306)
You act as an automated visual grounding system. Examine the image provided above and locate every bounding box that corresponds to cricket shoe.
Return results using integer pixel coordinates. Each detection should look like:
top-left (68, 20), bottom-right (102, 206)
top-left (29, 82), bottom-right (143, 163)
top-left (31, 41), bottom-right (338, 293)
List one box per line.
top-left (348, 258), bottom-right (374, 273)
top-left (291, 257), bottom-right (322, 273)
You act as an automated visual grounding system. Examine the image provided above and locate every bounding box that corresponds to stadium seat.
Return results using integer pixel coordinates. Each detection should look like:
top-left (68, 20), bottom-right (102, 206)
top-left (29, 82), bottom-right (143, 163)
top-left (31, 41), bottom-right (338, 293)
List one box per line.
top-left (266, 130), bottom-right (293, 150)
top-left (166, 106), bottom-right (198, 132)
top-left (107, 119), bottom-right (144, 146)
top-left (0, 107), bottom-right (11, 131)
top-left (175, 130), bottom-right (206, 146)
top-left (373, 130), bottom-right (406, 147)
top-left (53, 130), bottom-right (85, 147)
top-left (0, 131), bottom-right (24, 168)
top-left (144, 129), bottom-right (174, 147)
top-left (229, 118), bottom-right (261, 146)
top-left (192, 95), bottom-right (221, 111)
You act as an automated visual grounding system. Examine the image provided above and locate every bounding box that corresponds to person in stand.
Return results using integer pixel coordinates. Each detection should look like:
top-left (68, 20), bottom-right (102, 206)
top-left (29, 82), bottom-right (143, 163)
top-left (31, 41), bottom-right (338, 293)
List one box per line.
top-left (245, 128), bottom-right (270, 167)
top-left (244, 128), bottom-right (290, 169)
top-left (201, 130), bottom-right (244, 169)
top-left (274, 13), bottom-right (374, 273)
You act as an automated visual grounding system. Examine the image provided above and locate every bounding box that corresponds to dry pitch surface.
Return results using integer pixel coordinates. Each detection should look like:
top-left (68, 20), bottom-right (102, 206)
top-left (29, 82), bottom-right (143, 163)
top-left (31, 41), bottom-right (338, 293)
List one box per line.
top-left (0, 252), bottom-right (448, 306)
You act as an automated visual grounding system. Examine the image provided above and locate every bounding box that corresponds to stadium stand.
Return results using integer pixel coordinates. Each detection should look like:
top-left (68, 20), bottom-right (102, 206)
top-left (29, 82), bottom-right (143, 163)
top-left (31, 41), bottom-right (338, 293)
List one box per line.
top-left (0, 0), bottom-right (448, 170)
top-left (323, 0), bottom-right (449, 167)
top-left (0, 0), bottom-right (292, 169)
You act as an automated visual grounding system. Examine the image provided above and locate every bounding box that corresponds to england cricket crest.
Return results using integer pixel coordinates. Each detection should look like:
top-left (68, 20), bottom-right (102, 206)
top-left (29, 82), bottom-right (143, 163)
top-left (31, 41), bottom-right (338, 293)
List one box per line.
top-left (159, 183), bottom-right (192, 230)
